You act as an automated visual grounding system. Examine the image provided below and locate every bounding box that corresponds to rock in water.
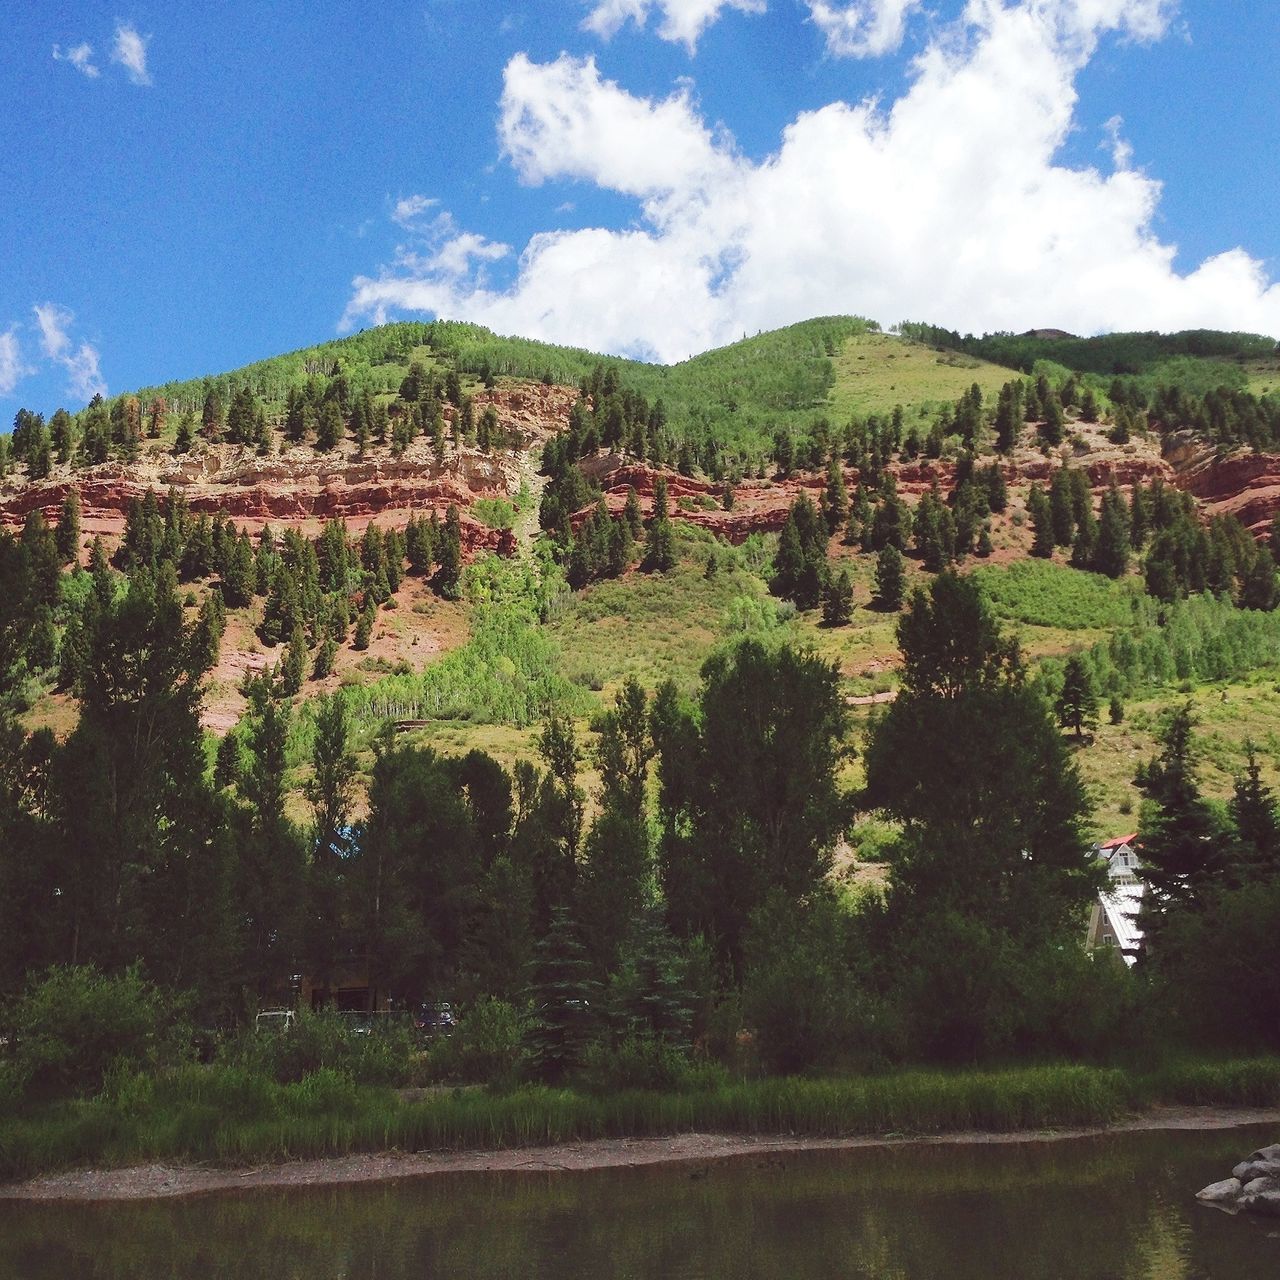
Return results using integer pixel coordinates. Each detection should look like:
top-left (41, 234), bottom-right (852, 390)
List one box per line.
top-left (1196, 1178), bottom-right (1243, 1206)
top-left (1239, 1178), bottom-right (1280, 1218)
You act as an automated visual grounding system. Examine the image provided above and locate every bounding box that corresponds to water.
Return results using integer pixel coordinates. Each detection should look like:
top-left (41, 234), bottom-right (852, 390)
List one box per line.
top-left (2, 1127), bottom-right (1278, 1279)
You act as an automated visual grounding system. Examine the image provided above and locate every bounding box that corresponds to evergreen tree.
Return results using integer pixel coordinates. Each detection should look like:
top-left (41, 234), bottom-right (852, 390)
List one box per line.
top-left (436, 505), bottom-right (463, 598)
top-left (822, 457), bottom-right (849, 534)
top-left (623, 486), bottom-right (643, 539)
top-left (644, 477), bottom-right (675, 572)
top-left (353, 596), bottom-right (375, 650)
top-left (280, 623), bottom-right (307, 696)
top-left (1135, 704), bottom-right (1225, 949)
top-left (872, 545), bottom-right (905, 611)
top-left (524, 906), bottom-right (601, 1083)
top-left (315, 401), bottom-right (342, 452)
top-left (1228, 747), bottom-right (1280, 883)
top-left (55, 490), bottom-right (81, 564)
top-left (1092, 484), bottom-right (1130, 578)
top-left (822, 568), bottom-right (854, 626)
top-left (1054, 655), bottom-right (1098, 739)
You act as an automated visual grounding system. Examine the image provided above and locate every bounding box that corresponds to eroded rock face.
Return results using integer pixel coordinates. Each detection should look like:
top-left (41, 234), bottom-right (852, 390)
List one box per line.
top-left (0, 383), bottom-right (574, 556)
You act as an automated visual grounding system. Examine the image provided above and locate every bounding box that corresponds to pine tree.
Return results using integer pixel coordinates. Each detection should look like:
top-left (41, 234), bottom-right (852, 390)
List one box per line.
top-left (822, 568), bottom-right (854, 626)
top-left (1054, 655), bottom-right (1098, 739)
top-left (315, 401), bottom-right (342, 452)
top-left (872, 544), bottom-right (905, 611)
top-left (436, 505), bottom-right (463, 598)
top-left (623, 486), bottom-right (643, 539)
top-left (822, 457), bottom-right (849, 534)
top-left (281, 623), bottom-right (307, 696)
top-left (644, 477), bottom-right (675, 572)
top-left (1026, 483), bottom-right (1054, 560)
top-left (174, 412), bottom-right (194, 456)
top-left (1136, 704), bottom-right (1225, 947)
top-left (1092, 484), bottom-right (1131, 578)
top-left (994, 381), bottom-right (1021, 453)
top-left (524, 906), bottom-right (600, 1083)
top-left (352, 596), bottom-right (375, 650)
top-left (1229, 747), bottom-right (1280, 883)
top-left (55, 490), bottom-right (81, 564)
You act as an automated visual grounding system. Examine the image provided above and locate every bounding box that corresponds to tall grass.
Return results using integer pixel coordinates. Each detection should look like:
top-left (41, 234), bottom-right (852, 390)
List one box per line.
top-left (3, 1058), bottom-right (1278, 1183)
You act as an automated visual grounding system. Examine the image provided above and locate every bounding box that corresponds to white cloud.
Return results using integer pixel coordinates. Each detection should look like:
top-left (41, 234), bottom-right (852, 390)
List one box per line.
top-left (392, 195), bottom-right (438, 228)
top-left (111, 22), bottom-right (151, 86)
top-left (34, 303), bottom-right (73, 362)
top-left (582, 0), bottom-right (765, 52)
top-left (345, 0), bottom-right (1280, 361)
top-left (32, 304), bottom-right (107, 402)
top-left (499, 54), bottom-right (737, 204)
top-left (0, 327), bottom-right (34, 397)
top-left (52, 42), bottom-right (100, 78)
top-left (805, 1), bottom-right (922, 58)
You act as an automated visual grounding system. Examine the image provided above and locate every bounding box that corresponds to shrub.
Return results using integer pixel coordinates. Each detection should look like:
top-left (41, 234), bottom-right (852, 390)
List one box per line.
top-left (8, 965), bottom-right (186, 1100)
top-left (219, 1010), bottom-right (418, 1086)
top-left (425, 998), bottom-right (530, 1087)
top-left (578, 1033), bottom-right (726, 1094)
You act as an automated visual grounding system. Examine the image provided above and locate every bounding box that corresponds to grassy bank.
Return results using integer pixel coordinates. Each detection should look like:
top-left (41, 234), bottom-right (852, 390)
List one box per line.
top-left (3, 1058), bottom-right (1279, 1183)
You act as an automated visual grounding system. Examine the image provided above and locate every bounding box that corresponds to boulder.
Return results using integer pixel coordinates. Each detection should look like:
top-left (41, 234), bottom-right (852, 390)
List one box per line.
top-left (1247, 1144), bottom-right (1280, 1163)
top-left (1239, 1179), bottom-right (1280, 1218)
top-left (1232, 1158), bottom-right (1280, 1182)
top-left (1196, 1177), bottom-right (1243, 1205)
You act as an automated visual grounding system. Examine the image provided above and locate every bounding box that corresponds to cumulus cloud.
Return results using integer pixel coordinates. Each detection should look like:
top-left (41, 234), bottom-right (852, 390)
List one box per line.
top-left (0, 327), bottom-right (34, 397)
top-left (344, 0), bottom-right (1279, 361)
top-left (582, 0), bottom-right (764, 52)
top-left (111, 22), bottom-right (151, 86)
top-left (52, 42), bottom-right (100, 78)
top-left (805, 1), bottom-right (922, 59)
top-left (33, 304), bottom-right (107, 402)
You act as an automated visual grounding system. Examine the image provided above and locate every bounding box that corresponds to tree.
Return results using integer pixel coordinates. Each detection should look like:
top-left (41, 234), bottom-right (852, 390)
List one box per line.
top-left (579, 679), bottom-right (655, 974)
top-left (822, 567), bottom-right (854, 626)
top-left (55, 491), bottom-right (81, 564)
top-left (863, 572), bottom-right (1099, 1059)
top-left (1054, 655), bottom-right (1098, 739)
top-left (1135, 704), bottom-right (1225, 949)
top-left (653, 641), bottom-right (849, 972)
top-left (644, 477), bottom-right (675, 572)
top-left (436, 505), bottom-right (463, 598)
top-left (315, 401), bottom-right (342, 452)
top-left (822, 458), bottom-right (849, 534)
top-left (1027, 483), bottom-right (1054, 558)
top-left (1228, 747), bottom-right (1280, 883)
top-left (1092, 483), bottom-right (1130, 579)
top-left (305, 695), bottom-right (357, 991)
top-left (872, 544), bottom-right (905, 611)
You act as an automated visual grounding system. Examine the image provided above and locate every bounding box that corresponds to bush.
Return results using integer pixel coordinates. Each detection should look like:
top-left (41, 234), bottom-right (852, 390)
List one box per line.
top-left (425, 998), bottom-right (530, 1087)
top-left (219, 1009), bottom-right (419, 1086)
top-left (7, 965), bottom-right (186, 1100)
top-left (578, 1033), bottom-right (727, 1094)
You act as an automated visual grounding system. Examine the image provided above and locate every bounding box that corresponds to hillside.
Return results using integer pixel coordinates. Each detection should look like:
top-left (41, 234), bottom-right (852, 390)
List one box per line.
top-left (3, 314), bottom-right (1280, 839)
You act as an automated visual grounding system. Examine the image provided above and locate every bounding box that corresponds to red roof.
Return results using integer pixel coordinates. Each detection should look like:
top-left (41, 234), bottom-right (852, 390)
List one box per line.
top-left (1098, 833), bottom-right (1138, 850)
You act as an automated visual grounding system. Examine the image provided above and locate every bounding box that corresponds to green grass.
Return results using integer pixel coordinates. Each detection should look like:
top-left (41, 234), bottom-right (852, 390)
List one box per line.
top-left (3, 1058), bottom-right (1277, 1182)
top-left (825, 332), bottom-right (1013, 422)
top-left (973, 560), bottom-right (1142, 631)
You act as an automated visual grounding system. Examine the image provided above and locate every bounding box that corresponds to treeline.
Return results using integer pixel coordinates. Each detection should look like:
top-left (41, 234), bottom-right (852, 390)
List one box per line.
top-left (4, 568), bottom-right (1279, 1112)
top-left (899, 322), bottom-right (1275, 378)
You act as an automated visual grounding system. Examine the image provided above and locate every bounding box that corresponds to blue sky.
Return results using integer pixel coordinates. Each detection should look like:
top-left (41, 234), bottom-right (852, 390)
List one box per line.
top-left (3, 0), bottom-right (1278, 416)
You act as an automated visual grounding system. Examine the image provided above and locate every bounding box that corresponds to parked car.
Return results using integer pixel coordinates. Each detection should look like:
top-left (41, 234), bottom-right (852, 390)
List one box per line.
top-left (413, 1002), bottom-right (457, 1037)
top-left (254, 1009), bottom-right (297, 1033)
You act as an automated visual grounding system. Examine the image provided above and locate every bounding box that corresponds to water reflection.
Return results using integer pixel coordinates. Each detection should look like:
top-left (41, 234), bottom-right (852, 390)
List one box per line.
top-left (2, 1127), bottom-right (1278, 1279)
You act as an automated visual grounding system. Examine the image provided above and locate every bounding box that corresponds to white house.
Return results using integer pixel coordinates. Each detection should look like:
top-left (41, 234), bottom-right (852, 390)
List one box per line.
top-left (1085, 834), bottom-right (1144, 966)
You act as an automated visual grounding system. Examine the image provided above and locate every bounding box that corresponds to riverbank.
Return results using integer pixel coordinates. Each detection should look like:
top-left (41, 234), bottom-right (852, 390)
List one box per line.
top-left (3, 1057), bottom-right (1278, 1197)
top-left (4, 1105), bottom-right (1278, 1202)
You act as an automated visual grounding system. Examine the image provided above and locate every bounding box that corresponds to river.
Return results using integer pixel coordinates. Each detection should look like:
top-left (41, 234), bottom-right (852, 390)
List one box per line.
top-left (1, 1126), bottom-right (1277, 1278)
